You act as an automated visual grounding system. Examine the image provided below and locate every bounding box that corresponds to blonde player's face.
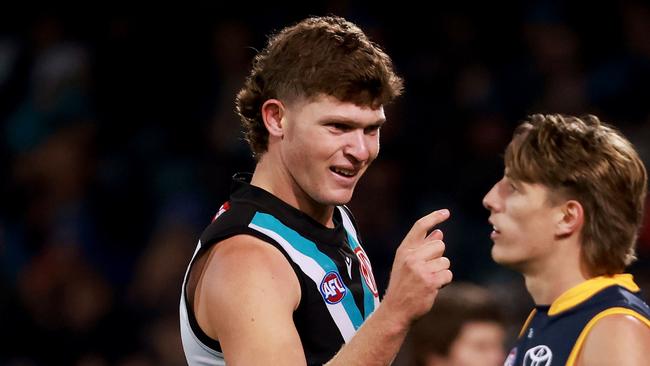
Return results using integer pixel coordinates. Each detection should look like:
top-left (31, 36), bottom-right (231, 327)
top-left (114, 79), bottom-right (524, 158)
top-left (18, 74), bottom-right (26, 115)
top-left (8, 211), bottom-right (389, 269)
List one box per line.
top-left (482, 175), bottom-right (561, 273)
top-left (279, 94), bottom-right (384, 207)
top-left (426, 321), bottom-right (506, 366)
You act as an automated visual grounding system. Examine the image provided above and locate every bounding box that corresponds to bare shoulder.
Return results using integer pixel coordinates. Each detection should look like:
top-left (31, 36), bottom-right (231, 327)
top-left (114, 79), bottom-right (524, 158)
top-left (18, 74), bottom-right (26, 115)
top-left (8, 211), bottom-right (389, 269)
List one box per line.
top-left (577, 312), bottom-right (650, 366)
top-left (207, 234), bottom-right (299, 284)
top-left (195, 234), bottom-right (302, 338)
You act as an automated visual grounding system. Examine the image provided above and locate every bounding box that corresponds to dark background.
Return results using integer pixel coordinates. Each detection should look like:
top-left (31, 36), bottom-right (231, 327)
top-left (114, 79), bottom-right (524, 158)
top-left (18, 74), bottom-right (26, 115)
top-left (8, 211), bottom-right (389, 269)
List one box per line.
top-left (2, 1), bottom-right (650, 364)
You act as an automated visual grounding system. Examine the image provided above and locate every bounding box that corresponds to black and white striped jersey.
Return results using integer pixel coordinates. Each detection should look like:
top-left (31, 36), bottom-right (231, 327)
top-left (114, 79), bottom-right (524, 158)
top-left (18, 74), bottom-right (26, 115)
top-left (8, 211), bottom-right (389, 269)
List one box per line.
top-left (180, 173), bottom-right (380, 365)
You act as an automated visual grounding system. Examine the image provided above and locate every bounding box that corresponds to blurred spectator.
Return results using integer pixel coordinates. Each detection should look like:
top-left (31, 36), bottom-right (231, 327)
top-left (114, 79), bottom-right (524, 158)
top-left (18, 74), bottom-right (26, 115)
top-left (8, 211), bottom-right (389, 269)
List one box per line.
top-left (395, 282), bottom-right (507, 366)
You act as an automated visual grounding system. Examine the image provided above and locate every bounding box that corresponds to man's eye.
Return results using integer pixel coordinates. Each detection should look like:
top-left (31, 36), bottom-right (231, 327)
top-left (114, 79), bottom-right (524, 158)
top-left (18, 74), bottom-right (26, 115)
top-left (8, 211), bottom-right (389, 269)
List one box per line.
top-left (364, 125), bottom-right (381, 134)
top-left (329, 123), bottom-right (350, 131)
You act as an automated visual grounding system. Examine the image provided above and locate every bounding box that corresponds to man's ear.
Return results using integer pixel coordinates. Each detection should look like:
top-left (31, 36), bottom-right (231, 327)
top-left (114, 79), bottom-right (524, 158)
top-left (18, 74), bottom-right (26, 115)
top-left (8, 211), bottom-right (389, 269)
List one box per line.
top-left (262, 99), bottom-right (285, 137)
top-left (556, 199), bottom-right (584, 237)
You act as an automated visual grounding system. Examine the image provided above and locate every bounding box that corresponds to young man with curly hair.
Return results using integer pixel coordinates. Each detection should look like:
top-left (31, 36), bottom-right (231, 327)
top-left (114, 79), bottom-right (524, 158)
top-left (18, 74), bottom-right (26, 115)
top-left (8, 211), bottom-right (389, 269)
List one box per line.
top-left (180, 16), bottom-right (452, 365)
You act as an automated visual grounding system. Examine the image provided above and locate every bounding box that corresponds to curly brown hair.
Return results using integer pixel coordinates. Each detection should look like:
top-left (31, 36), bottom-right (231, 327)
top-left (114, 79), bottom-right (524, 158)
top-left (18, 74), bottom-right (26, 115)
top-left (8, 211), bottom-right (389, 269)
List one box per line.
top-left (505, 114), bottom-right (648, 276)
top-left (235, 16), bottom-right (403, 158)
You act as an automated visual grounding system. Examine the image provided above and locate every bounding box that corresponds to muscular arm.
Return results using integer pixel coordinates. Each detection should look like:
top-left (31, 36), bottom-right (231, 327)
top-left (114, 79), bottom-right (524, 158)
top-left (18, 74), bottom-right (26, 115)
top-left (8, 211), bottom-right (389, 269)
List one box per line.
top-left (195, 235), bottom-right (306, 365)
top-left (576, 314), bottom-right (650, 366)
top-left (195, 209), bottom-right (452, 366)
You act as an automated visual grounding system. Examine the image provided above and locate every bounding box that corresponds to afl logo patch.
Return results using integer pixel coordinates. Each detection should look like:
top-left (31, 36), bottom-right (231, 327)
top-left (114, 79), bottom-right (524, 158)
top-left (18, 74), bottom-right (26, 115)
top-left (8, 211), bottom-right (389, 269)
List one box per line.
top-left (354, 247), bottom-right (378, 297)
top-left (320, 271), bottom-right (347, 304)
top-left (523, 345), bottom-right (552, 366)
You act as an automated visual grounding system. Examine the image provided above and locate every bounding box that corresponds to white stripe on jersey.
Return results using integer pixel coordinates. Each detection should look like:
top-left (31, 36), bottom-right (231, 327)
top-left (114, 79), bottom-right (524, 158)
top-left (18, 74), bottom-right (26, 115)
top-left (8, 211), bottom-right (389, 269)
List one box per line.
top-left (180, 240), bottom-right (226, 365)
top-left (248, 222), bottom-right (358, 342)
top-left (338, 207), bottom-right (380, 309)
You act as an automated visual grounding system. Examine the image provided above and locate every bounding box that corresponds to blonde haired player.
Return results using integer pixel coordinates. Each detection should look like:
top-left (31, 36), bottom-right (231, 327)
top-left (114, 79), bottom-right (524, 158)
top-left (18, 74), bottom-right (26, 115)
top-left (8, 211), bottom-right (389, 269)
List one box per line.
top-left (484, 114), bottom-right (650, 366)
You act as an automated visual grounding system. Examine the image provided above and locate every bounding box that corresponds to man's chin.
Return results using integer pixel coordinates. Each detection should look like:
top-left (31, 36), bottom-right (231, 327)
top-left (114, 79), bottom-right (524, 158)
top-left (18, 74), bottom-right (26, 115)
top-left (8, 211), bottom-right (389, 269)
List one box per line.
top-left (492, 247), bottom-right (515, 267)
top-left (324, 187), bottom-right (355, 206)
top-left (492, 251), bottom-right (527, 272)
top-left (326, 196), bottom-right (353, 206)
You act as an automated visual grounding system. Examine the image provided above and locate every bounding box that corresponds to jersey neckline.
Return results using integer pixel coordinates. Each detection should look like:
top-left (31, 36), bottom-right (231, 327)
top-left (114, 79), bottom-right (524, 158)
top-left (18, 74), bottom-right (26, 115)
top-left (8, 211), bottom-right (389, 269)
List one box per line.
top-left (545, 273), bottom-right (640, 316)
top-left (230, 172), bottom-right (348, 248)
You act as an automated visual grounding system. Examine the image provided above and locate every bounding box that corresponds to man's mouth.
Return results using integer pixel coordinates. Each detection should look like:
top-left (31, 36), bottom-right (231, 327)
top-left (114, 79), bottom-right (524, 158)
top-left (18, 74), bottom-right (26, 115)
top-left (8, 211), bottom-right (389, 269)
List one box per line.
top-left (330, 167), bottom-right (357, 177)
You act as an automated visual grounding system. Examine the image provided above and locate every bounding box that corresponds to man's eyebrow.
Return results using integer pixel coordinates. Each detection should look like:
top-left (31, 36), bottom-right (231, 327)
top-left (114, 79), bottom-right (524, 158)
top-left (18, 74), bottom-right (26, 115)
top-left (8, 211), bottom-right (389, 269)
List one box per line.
top-left (319, 116), bottom-right (387, 127)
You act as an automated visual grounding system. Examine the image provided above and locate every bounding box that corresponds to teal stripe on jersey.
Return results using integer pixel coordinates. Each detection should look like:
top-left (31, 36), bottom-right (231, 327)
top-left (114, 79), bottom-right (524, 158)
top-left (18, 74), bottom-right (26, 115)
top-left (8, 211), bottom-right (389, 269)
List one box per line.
top-left (250, 212), bottom-right (364, 330)
top-left (345, 232), bottom-right (376, 319)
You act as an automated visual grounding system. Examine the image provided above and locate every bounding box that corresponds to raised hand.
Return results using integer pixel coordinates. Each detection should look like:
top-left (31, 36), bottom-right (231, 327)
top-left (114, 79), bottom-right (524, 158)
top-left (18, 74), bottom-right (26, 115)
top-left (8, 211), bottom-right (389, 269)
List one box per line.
top-left (381, 209), bottom-right (453, 327)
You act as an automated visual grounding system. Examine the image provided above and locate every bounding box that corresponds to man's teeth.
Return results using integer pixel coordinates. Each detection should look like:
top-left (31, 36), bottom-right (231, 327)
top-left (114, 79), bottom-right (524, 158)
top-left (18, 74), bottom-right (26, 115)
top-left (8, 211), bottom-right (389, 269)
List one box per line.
top-left (493, 225), bottom-right (499, 232)
top-left (332, 167), bottom-right (355, 177)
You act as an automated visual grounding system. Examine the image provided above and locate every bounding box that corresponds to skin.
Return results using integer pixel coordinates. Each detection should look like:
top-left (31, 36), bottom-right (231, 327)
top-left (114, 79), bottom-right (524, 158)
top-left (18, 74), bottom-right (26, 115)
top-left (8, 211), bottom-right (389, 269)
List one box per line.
top-left (193, 94), bottom-right (452, 365)
top-left (483, 175), bottom-right (587, 303)
top-left (253, 94), bottom-right (384, 226)
top-left (576, 314), bottom-right (650, 366)
top-left (483, 174), bottom-right (650, 365)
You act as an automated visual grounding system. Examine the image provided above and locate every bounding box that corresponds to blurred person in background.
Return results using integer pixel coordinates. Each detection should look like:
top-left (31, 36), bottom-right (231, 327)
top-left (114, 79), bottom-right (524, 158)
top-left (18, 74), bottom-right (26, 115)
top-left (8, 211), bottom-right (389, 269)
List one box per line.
top-left (179, 15), bottom-right (453, 366)
top-left (483, 114), bottom-right (650, 366)
top-left (395, 282), bottom-right (506, 366)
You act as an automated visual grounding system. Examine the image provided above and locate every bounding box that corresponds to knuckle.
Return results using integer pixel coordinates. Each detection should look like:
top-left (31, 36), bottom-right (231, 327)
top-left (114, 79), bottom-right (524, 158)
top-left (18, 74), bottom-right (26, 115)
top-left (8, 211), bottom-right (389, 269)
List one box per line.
top-left (430, 257), bottom-right (450, 272)
top-left (444, 269), bottom-right (453, 283)
top-left (431, 269), bottom-right (453, 286)
top-left (441, 256), bottom-right (451, 268)
top-left (434, 240), bottom-right (446, 252)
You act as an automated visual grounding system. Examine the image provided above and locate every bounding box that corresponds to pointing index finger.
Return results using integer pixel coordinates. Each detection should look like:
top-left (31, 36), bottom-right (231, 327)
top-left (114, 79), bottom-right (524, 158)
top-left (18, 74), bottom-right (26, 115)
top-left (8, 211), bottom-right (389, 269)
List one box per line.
top-left (403, 209), bottom-right (450, 247)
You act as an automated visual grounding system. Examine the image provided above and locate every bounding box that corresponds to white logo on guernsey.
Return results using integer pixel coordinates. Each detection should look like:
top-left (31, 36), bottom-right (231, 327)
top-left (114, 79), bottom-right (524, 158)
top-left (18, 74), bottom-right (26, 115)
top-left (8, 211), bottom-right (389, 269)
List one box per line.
top-left (344, 256), bottom-right (352, 279)
top-left (354, 247), bottom-right (378, 297)
top-left (523, 345), bottom-right (552, 366)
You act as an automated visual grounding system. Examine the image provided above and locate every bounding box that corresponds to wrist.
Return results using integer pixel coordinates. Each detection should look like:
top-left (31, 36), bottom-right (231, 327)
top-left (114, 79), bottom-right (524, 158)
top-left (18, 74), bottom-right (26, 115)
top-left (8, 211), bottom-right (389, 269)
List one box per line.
top-left (372, 300), bottom-right (411, 337)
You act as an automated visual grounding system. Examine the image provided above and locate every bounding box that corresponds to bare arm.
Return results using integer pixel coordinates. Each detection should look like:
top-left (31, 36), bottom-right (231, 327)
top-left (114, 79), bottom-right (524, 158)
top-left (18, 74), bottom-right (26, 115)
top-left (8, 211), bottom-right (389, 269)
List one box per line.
top-left (196, 209), bottom-right (452, 365)
top-left (195, 235), bottom-right (306, 365)
top-left (325, 209), bottom-right (453, 366)
top-left (576, 314), bottom-right (650, 366)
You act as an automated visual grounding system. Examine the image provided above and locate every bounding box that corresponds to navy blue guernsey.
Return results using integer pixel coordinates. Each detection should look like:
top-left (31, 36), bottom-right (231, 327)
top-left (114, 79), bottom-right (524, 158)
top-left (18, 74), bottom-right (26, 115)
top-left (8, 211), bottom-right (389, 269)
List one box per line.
top-left (179, 173), bottom-right (380, 366)
top-left (504, 274), bottom-right (650, 366)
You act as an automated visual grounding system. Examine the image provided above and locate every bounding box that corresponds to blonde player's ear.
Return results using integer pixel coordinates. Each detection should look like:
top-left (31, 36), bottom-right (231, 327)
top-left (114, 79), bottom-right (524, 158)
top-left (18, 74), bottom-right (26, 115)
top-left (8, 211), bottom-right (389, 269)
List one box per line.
top-left (262, 99), bottom-right (285, 137)
top-left (556, 200), bottom-right (584, 237)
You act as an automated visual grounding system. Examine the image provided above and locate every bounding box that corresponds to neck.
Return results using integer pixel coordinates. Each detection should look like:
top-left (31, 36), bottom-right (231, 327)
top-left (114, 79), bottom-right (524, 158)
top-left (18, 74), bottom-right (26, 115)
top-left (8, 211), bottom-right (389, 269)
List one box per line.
top-left (523, 237), bottom-right (589, 305)
top-left (251, 154), bottom-right (335, 228)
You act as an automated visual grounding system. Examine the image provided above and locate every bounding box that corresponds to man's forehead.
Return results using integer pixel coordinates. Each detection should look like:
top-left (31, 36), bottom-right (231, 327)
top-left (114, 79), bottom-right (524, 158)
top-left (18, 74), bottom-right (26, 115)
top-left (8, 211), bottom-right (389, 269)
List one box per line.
top-left (297, 94), bottom-right (385, 120)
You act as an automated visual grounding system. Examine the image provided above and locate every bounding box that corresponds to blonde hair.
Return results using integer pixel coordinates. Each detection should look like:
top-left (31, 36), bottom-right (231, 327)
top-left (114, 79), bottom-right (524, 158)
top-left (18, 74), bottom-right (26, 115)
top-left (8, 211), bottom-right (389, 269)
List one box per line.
top-left (505, 114), bottom-right (647, 275)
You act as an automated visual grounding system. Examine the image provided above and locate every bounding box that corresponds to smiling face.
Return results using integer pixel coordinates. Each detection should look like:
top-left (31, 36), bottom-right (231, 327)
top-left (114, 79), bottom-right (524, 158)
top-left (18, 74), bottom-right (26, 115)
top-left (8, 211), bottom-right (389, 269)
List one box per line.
top-left (482, 175), bottom-right (564, 273)
top-left (277, 94), bottom-right (385, 210)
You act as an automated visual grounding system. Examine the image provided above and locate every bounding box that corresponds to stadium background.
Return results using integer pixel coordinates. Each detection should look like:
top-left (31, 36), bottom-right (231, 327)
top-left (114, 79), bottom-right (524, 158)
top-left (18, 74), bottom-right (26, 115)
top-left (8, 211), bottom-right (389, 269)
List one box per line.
top-left (1, 1), bottom-right (650, 364)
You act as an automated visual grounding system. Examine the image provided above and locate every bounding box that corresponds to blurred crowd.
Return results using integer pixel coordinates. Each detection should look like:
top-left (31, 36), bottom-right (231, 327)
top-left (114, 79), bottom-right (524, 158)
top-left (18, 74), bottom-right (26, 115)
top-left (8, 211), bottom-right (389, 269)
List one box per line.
top-left (1, 1), bottom-right (650, 365)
